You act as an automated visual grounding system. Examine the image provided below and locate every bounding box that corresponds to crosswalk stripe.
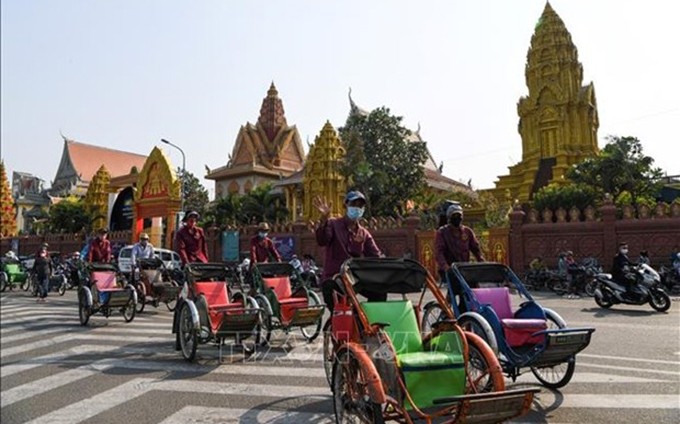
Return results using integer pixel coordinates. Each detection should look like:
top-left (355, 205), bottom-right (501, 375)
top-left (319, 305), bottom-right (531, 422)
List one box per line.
top-left (1, 345), bottom-right (119, 377)
top-left (25, 378), bottom-right (331, 424)
top-left (158, 405), bottom-right (333, 424)
top-left (0, 334), bottom-right (169, 358)
top-left (535, 392), bottom-right (680, 409)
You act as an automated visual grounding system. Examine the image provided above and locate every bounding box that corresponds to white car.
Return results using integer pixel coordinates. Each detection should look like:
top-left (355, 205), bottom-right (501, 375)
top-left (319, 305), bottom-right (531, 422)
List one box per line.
top-left (117, 246), bottom-right (181, 273)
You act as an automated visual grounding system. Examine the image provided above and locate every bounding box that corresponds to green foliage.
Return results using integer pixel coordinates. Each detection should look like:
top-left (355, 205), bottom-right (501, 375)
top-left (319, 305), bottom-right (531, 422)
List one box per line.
top-left (203, 192), bottom-right (244, 227)
top-left (47, 197), bottom-right (91, 233)
top-left (567, 135), bottom-right (663, 205)
top-left (177, 168), bottom-right (209, 217)
top-left (533, 183), bottom-right (598, 211)
top-left (478, 191), bottom-right (512, 228)
top-left (339, 107), bottom-right (429, 217)
top-left (240, 184), bottom-right (288, 224)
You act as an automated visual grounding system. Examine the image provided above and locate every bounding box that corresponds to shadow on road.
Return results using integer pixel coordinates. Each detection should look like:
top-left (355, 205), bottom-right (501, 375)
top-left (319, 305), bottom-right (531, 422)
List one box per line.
top-left (579, 306), bottom-right (664, 318)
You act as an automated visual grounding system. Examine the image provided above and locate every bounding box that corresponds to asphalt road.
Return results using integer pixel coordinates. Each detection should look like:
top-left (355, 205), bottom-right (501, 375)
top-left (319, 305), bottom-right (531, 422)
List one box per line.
top-left (1, 288), bottom-right (678, 423)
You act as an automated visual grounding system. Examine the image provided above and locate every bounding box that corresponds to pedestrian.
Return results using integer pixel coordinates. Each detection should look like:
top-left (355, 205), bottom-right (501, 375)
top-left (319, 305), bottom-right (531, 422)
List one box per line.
top-left (34, 243), bottom-right (52, 303)
top-left (174, 211), bottom-right (209, 266)
top-left (249, 222), bottom-right (281, 266)
top-left (314, 190), bottom-right (384, 313)
top-left (87, 228), bottom-right (112, 263)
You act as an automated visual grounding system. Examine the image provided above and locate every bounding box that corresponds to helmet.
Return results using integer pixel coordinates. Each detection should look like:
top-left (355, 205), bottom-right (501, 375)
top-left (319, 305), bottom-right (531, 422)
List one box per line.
top-left (446, 202), bottom-right (464, 218)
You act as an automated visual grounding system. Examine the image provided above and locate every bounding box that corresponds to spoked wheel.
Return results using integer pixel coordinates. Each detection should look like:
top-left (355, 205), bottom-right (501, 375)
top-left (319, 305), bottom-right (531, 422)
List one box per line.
top-left (464, 332), bottom-right (505, 393)
top-left (79, 294), bottom-right (90, 326)
top-left (300, 291), bottom-right (322, 342)
top-left (123, 293), bottom-right (137, 322)
top-left (22, 274), bottom-right (32, 291)
top-left (234, 296), bottom-right (259, 355)
top-left (332, 349), bottom-right (385, 424)
top-left (530, 314), bottom-right (575, 389)
top-left (649, 290), bottom-right (671, 312)
top-left (58, 276), bottom-right (67, 296)
top-left (0, 272), bottom-right (7, 292)
top-left (179, 303), bottom-right (198, 361)
top-left (165, 283), bottom-right (179, 311)
top-left (322, 319), bottom-right (334, 386)
top-left (135, 284), bottom-right (146, 313)
top-left (420, 301), bottom-right (445, 335)
top-left (255, 297), bottom-right (272, 346)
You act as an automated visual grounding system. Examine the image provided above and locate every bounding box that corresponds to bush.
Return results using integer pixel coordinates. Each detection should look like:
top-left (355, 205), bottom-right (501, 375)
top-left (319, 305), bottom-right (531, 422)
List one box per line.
top-left (533, 183), bottom-right (598, 212)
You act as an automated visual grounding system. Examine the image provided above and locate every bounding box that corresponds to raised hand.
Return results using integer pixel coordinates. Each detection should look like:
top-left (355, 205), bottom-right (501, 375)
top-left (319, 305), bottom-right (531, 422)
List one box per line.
top-left (313, 195), bottom-right (332, 219)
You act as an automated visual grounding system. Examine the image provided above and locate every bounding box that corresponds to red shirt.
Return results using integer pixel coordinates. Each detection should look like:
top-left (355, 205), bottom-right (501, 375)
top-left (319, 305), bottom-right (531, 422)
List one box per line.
top-left (88, 237), bottom-right (112, 263)
top-left (174, 225), bottom-right (209, 265)
top-left (435, 224), bottom-right (483, 271)
top-left (315, 216), bottom-right (382, 280)
top-left (249, 236), bottom-right (281, 265)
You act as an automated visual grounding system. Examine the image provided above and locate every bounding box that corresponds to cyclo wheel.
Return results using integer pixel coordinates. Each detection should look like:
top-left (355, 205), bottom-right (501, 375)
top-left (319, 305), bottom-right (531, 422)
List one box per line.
top-left (179, 302), bottom-right (198, 361)
top-left (58, 276), bottom-right (67, 296)
top-left (322, 319), bottom-right (333, 386)
top-left (123, 289), bottom-right (137, 323)
top-left (530, 313), bottom-right (575, 389)
top-left (255, 297), bottom-right (272, 346)
top-left (421, 301), bottom-right (445, 335)
top-left (0, 272), bottom-right (7, 292)
top-left (79, 291), bottom-right (90, 326)
top-left (464, 331), bottom-right (505, 393)
top-left (22, 273), bottom-right (32, 291)
top-left (136, 283), bottom-right (146, 313)
top-left (165, 282), bottom-right (179, 312)
top-left (300, 291), bottom-right (322, 342)
top-left (332, 349), bottom-right (384, 424)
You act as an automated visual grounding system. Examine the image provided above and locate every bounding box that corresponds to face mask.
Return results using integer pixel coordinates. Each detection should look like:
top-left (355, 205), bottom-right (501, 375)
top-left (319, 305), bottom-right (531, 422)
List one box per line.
top-left (347, 206), bottom-right (365, 221)
top-left (140, 240), bottom-right (148, 246)
top-left (450, 215), bottom-right (463, 227)
top-left (620, 248), bottom-right (628, 255)
top-left (258, 232), bottom-right (268, 239)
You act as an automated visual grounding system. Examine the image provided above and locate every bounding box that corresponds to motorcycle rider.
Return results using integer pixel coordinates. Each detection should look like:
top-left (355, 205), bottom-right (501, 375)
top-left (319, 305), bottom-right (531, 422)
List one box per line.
top-left (612, 242), bottom-right (637, 297)
top-left (638, 250), bottom-right (651, 266)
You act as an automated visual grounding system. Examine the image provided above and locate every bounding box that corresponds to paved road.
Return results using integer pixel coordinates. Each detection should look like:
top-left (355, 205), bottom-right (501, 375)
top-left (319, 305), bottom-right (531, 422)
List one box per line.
top-left (1, 289), bottom-right (678, 423)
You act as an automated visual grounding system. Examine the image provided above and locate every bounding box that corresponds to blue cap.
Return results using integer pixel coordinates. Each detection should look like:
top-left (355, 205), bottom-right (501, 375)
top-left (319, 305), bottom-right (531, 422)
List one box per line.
top-left (446, 202), bottom-right (463, 217)
top-left (345, 191), bottom-right (366, 203)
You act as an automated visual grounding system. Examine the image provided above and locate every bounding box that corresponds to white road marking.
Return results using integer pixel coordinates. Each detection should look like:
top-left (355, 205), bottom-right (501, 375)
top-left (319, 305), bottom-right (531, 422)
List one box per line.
top-left (535, 392), bottom-right (680, 409)
top-left (579, 353), bottom-right (680, 366)
top-left (0, 344), bottom-right (119, 377)
top-left (0, 334), bottom-right (169, 358)
top-left (578, 362), bottom-right (680, 377)
top-left (158, 405), bottom-right (333, 424)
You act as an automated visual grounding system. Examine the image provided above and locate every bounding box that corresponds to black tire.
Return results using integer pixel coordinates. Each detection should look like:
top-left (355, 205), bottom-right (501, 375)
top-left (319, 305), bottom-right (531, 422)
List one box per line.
top-left (595, 291), bottom-right (613, 309)
top-left (550, 279), bottom-right (569, 295)
top-left (165, 283), bottom-right (179, 311)
top-left (136, 284), bottom-right (146, 313)
top-left (22, 274), bottom-right (32, 291)
top-left (465, 333), bottom-right (504, 393)
top-left (584, 280), bottom-right (597, 297)
top-left (0, 272), bottom-right (7, 292)
top-left (530, 314), bottom-right (576, 389)
top-left (255, 297), bottom-right (272, 346)
top-left (649, 290), bottom-right (671, 312)
top-left (179, 303), bottom-right (198, 361)
top-left (123, 294), bottom-right (136, 322)
top-left (234, 296), bottom-right (258, 355)
top-left (332, 349), bottom-right (385, 424)
top-left (300, 291), bottom-right (322, 342)
top-left (322, 319), bottom-right (333, 386)
top-left (420, 301), bottom-right (445, 335)
top-left (79, 293), bottom-right (90, 326)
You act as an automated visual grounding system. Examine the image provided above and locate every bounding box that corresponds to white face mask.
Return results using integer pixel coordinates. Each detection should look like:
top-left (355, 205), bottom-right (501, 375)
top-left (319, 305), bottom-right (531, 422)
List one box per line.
top-left (620, 248), bottom-right (629, 255)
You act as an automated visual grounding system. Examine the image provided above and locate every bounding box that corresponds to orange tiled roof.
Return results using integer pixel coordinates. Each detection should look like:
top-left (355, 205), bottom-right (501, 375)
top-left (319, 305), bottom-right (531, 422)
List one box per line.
top-left (66, 140), bottom-right (147, 181)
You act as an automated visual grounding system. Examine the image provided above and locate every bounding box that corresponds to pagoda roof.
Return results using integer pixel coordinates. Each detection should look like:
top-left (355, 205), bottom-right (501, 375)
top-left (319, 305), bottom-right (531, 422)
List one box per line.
top-left (64, 139), bottom-right (147, 181)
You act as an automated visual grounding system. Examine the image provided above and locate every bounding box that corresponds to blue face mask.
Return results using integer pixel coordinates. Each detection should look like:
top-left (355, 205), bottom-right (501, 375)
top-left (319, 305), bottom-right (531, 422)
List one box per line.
top-left (347, 206), bottom-right (365, 221)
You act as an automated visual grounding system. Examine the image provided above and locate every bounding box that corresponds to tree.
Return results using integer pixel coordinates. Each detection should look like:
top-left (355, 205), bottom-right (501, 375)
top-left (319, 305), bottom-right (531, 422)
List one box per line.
top-left (0, 161), bottom-right (17, 237)
top-left (567, 136), bottom-right (663, 205)
top-left (203, 192), bottom-right (244, 228)
top-left (177, 168), bottom-right (209, 216)
top-left (339, 107), bottom-right (429, 217)
top-left (240, 183), bottom-right (288, 224)
top-left (47, 197), bottom-right (91, 233)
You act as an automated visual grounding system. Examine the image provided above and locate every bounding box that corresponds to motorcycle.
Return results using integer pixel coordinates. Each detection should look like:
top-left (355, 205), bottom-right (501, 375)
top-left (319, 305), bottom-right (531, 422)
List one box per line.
top-left (594, 263), bottom-right (671, 312)
top-left (658, 265), bottom-right (680, 295)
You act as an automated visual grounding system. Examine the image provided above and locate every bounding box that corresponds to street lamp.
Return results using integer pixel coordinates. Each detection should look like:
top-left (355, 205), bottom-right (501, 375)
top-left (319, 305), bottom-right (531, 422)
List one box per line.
top-left (160, 138), bottom-right (186, 224)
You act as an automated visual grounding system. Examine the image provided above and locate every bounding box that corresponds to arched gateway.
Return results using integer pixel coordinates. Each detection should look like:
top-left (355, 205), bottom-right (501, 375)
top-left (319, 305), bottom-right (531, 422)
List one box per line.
top-left (132, 147), bottom-right (182, 248)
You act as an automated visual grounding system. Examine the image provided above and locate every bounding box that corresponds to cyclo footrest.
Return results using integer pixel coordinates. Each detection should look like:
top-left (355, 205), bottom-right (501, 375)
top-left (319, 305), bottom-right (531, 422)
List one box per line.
top-left (432, 388), bottom-right (540, 424)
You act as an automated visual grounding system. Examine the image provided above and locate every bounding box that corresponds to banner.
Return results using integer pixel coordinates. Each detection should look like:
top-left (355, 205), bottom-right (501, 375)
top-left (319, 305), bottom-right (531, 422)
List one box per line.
top-left (272, 236), bottom-right (295, 261)
top-left (221, 231), bottom-right (240, 262)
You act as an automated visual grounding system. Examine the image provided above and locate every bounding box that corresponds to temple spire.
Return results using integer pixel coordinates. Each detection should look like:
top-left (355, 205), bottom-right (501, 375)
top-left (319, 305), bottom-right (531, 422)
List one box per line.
top-left (258, 81), bottom-right (287, 142)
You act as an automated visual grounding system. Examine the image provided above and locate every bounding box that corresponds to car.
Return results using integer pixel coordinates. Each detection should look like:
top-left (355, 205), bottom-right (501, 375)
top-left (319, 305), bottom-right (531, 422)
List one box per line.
top-left (117, 246), bottom-right (181, 273)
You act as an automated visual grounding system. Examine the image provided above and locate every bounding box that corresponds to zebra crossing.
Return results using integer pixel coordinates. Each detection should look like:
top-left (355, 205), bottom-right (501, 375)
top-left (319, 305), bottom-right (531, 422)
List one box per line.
top-left (1, 291), bottom-right (679, 424)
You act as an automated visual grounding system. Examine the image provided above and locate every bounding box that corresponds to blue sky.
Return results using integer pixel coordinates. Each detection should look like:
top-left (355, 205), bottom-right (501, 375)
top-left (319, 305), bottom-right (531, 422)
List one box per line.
top-left (2, 0), bottom-right (678, 198)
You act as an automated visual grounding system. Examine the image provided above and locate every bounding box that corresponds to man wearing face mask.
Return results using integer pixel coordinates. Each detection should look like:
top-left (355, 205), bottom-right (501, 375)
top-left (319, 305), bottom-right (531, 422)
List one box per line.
top-left (611, 242), bottom-right (637, 297)
top-left (314, 190), bottom-right (384, 312)
top-left (174, 211), bottom-right (209, 266)
top-left (131, 233), bottom-right (154, 281)
top-left (249, 222), bottom-right (281, 266)
top-left (435, 203), bottom-right (484, 310)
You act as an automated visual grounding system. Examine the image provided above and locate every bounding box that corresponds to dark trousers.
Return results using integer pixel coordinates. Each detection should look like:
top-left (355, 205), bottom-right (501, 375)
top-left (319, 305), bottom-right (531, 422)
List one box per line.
top-left (38, 276), bottom-right (49, 298)
top-left (322, 278), bottom-right (387, 313)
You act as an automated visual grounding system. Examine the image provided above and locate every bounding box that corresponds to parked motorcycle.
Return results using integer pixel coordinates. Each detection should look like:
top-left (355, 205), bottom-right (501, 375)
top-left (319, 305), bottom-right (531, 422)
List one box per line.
top-left (593, 263), bottom-right (671, 312)
top-left (659, 265), bottom-right (680, 295)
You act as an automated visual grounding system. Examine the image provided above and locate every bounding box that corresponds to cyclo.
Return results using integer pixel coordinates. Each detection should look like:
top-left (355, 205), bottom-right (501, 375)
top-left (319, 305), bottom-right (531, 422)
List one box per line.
top-left (324, 257), bottom-right (538, 424)
top-left (132, 257), bottom-right (182, 313)
top-left (172, 262), bottom-right (261, 361)
top-left (0, 254), bottom-right (29, 292)
top-left (249, 262), bottom-right (325, 345)
top-left (422, 262), bottom-right (595, 389)
top-left (78, 262), bottom-right (137, 325)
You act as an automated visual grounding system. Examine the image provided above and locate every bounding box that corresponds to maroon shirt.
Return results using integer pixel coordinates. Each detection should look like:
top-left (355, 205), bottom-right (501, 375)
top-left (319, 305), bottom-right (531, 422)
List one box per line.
top-left (88, 237), bottom-right (111, 263)
top-left (174, 225), bottom-right (209, 265)
top-left (315, 216), bottom-right (382, 280)
top-left (249, 236), bottom-right (281, 264)
top-left (435, 224), bottom-right (483, 271)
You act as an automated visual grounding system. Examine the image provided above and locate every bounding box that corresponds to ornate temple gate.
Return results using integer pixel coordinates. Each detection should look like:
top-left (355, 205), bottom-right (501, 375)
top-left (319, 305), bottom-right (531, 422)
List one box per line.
top-left (132, 147), bottom-right (181, 248)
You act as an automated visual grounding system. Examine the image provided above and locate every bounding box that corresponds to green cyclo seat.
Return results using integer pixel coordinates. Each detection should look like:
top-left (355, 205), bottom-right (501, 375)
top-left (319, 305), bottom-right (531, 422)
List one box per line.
top-left (5, 264), bottom-right (27, 282)
top-left (361, 300), bottom-right (466, 410)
